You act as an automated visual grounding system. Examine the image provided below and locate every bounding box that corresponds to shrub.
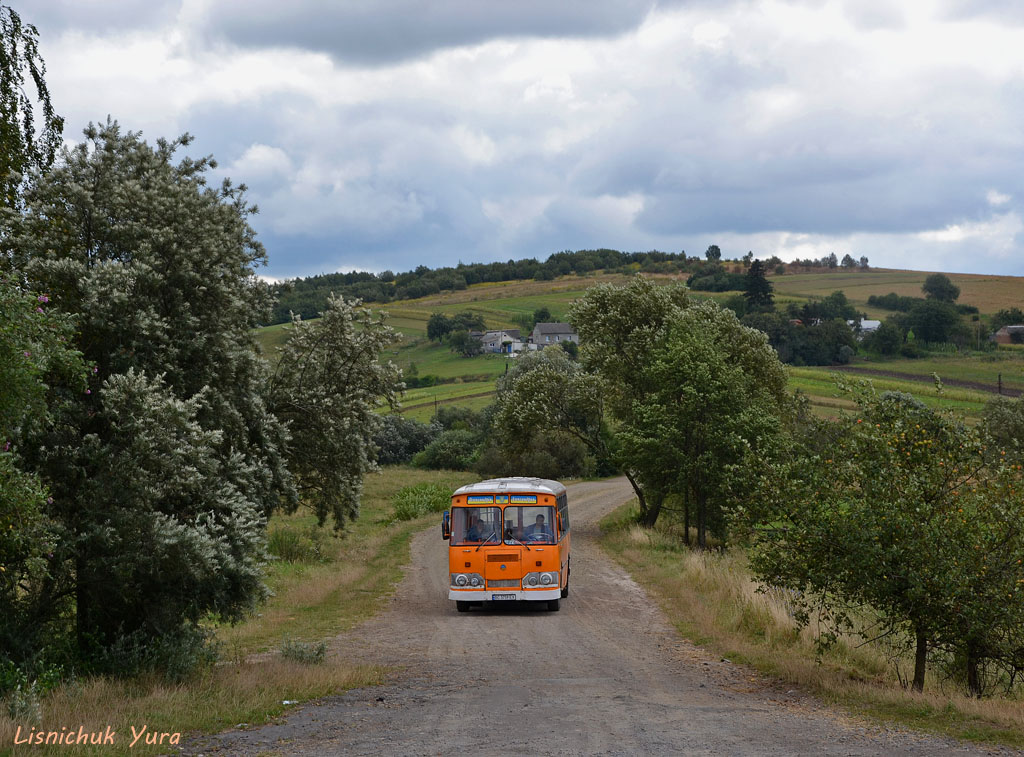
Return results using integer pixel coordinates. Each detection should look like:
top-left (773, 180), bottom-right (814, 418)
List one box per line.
top-left (372, 414), bottom-right (440, 465)
top-left (267, 526), bottom-right (333, 564)
top-left (279, 638), bottom-right (327, 665)
top-left (413, 429), bottom-right (479, 470)
top-left (391, 482), bottom-right (454, 521)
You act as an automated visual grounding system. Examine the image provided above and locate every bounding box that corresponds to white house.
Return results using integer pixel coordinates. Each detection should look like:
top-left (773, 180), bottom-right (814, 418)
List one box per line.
top-left (530, 322), bottom-right (579, 348)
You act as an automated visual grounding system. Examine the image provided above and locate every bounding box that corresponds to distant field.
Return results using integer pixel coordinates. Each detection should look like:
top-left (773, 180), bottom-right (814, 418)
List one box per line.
top-left (254, 265), bottom-right (1024, 424)
top-left (771, 269), bottom-right (1023, 316)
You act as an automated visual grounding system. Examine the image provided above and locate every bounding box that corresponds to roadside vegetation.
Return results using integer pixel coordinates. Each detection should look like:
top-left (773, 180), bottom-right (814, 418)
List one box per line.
top-left (0, 467), bottom-right (473, 756)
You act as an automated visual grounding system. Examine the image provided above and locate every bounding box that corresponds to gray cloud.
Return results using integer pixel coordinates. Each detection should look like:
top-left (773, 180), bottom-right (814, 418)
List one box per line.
top-left (199, 0), bottom-right (676, 65)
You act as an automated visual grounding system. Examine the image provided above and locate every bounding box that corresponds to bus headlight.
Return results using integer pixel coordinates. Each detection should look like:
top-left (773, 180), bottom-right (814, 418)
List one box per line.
top-left (451, 573), bottom-right (484, 588)
top-left (523, 571), bottom-right (558, 588)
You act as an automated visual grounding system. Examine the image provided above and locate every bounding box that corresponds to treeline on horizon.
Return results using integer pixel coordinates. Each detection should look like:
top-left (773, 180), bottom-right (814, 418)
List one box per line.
top-left (269, 248), bottom-right (863, 324)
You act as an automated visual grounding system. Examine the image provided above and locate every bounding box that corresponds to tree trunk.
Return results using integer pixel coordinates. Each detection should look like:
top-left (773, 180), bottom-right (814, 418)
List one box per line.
top-left (697, 491), bottom-right (707, 550)
top-left (966, 642), bottom-right (982, 698)
top-left (623, 470), bottom-right (648, 521)
top-left (640, 492), bottom-right (663, 528)
top-left (912, 629), bottom-right (927, 692)
top-left (682, 488), bottom-right (691, 547)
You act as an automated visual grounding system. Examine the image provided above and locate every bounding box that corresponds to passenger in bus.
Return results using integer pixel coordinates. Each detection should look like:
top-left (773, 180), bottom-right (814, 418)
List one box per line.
top-left (527, 514), bottom-right (552, 539)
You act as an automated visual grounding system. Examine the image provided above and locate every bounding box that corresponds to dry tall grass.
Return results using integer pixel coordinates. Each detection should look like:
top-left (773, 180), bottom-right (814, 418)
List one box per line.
top-left (605, 516), bottom-right (1024, 748)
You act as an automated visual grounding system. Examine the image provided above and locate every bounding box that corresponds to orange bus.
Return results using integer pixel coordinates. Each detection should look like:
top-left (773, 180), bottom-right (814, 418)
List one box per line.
top-left (442, 477), bottom-right (570, 612)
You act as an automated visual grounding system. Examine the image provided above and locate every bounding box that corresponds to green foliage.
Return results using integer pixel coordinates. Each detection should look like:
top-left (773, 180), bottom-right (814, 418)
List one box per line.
top-left (390, 482), bottom-right (454, 521)
top-left (991, 307), bottom-right (1024, 333)
top-left (743, 259), bottom-right (774, 310)
top-left (0, 5), bottom-right (63, 209)
top-left (5, 122), bottom-right (293, 670)
top-left (278, 638), bottom-right (327, 665)
top-left (907, 299), bottom-right (962, 343)
top-left (866, 319), bottom-right (905, 355)
top-left (413, 429), bottom-right (480, 470)
top-left (447, 329), bottom-right (483, 357)
top-left (487, 348), bottom-right (605, 480)
top-left (618, 300), bottom-right (791, 541)
top-left (746, 385), bottom-right (1024, 695)
top-left (270, 294), bottom-right (402, 530)
top-left (705, 244), bottom-right (722, 261)
top-left (923, 273), bottom-right (961, 303)
top-left (372, 414), bottom-right (440, 465)
top-left (267, 525), bottom-right (333, 564)
top-left (426, 312), bottom-right (452, 341)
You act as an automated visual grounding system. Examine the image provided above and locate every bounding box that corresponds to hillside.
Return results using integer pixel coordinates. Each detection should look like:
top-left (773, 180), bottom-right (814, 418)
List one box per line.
top-left (256, 266), bottom-right (1024, 422)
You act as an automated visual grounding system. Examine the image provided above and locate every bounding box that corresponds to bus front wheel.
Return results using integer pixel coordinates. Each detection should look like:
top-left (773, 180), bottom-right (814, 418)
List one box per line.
top-left (547, 599), bottom-right (560, 612)
top-left (456, 601), bottom-right (471, 612)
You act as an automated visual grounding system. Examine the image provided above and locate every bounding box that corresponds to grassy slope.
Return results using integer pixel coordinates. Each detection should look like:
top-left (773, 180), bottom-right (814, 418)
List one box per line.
top-left (254, 267), bottom-right (1024, 422)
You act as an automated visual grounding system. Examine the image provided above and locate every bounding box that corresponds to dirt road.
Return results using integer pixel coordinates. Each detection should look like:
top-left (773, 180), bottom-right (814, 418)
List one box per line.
top-left (190, 478), bottom-right (1001, 756)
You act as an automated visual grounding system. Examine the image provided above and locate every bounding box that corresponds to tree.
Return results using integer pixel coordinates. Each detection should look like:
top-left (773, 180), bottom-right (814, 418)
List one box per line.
top-left (867, 319), bottom-right (904, 355)
top-left (826, 252), bottom-right (838, 268)
top-left (990, 307), bottom-right (1024, 333)
top-left (270, 295), bottom-right (402, 529)
top-left (449, 311), bottom-right (486, 332)
top-left (618, 301), bottom-right (790, 541)
top-left (447, 329), bottom-right (483, 357)
top-left (705, 244), bottom-right (722, 262)
top-left (8, 122), bottom-right (295, 663)
top-left (747, 388), bottom-right (1024, 695)
top-left (0, 5), bottom-right (64, 209)
top-left (743, 259), bottom-right (774, 310)
top-left (922, 273), bottom-right (960, 303)
top-left (0, 276), bottom-right (85, 662)
top-left (426, 312), bottom-right (452, 342)
top-left (840, 254), bottom-right (857, 268)
top-left (907, 299), bottom-right (961, 343)
top-left (858, 256), bottom-right (869, 269)
top-left (533, 306), bottom-right (552, 323)
top-left (568, 277), bottom-right (690, 524)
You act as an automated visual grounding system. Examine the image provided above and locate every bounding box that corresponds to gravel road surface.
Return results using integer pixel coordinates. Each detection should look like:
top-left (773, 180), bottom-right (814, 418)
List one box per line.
top-left (188, 478), bottom-right (1007, 756)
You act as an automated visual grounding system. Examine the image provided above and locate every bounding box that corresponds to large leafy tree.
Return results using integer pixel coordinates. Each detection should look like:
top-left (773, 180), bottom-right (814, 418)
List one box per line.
top-left (922, 272), bottom-right (960, 303)
top-left (0, 5), bottom-right (63, 209)
top-left (269, 294), bottom-right (402, 529)
top-left (0, 276), bottom-right (85, 661)
top-left (568, 276), bottom-right (689, 523)
top-left (618, 301), bottom-right (790, 538)
top-left (8, 122), bottom-right (295, 659)
top-left (747, 388), bottom-right (1024, 695)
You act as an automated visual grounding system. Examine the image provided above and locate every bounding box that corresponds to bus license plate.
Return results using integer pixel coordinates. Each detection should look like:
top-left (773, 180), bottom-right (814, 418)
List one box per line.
top-left (491, 593), bottom-right (516, 600)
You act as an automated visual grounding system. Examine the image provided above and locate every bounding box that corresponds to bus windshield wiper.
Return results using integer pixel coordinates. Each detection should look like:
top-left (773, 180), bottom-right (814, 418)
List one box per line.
top-left (475, 531), bottom-right (498, 551)
top-left (506, 535), bottom-right (530, 551)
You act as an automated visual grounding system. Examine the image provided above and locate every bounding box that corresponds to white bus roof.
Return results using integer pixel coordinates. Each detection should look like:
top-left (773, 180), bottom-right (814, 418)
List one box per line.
top-left (453, 477), bottom-right (566, 497)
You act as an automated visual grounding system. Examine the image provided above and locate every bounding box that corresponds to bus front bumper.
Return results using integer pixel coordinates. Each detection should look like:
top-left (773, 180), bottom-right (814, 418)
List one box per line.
top-left (449, 588), bottom-right (561, 602)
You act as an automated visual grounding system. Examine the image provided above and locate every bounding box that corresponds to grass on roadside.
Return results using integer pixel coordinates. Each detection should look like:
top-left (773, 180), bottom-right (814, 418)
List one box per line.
top-left (598, 503), bottom-right (1024, 750)
top-left (0, 467), bottom-right (476, 756)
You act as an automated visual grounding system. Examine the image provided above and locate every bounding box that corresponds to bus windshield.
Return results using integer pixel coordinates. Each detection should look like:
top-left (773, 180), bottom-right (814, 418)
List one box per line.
top-left (503, 506), bottom-right (556, 545)
top-left (451, 507), bottom-right (501, 545)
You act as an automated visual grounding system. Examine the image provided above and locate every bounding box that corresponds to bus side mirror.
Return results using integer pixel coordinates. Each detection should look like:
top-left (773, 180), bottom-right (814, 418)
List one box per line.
top-left (442, 510), bottom-right (451, 540)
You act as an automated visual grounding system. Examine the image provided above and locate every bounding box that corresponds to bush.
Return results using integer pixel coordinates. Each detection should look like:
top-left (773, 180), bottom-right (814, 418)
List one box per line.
top-left (391, 482), bottom-right (454, 521)
top-left (372, 414), bottom-right (440, 465)
top-left (279, 638), bottom-right (327, 665)
top-left (413, 429), bottom-right (479, 470)
top-left (900, 342), bottom-right (925, 358)
top-left (268, 526), bottom-right (333, 563)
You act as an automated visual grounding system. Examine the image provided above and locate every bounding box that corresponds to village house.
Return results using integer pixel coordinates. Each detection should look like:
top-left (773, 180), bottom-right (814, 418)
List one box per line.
top-left (531, 322), bottom-right (579, 348)
top-left (992, 325), bottom-right (1024, 344)
top-left (481, 329), bottom-right (521, 354)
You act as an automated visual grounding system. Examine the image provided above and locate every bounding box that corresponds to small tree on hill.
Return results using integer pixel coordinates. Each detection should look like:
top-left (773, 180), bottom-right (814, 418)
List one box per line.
top-left (426, 312), bottom-right (452, 342)
top-left (922, 273), bottom-right (960, 303)
top-left (743, 259), bottom-right (774, 310)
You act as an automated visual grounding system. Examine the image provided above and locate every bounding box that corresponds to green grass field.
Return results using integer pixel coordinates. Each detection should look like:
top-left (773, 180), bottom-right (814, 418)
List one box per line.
top-left (254, 266), bottom-right (1024, 424)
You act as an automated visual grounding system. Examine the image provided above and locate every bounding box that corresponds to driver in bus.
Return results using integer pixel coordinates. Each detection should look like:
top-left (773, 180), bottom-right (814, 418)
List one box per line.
top-left (465, 514), bottom-right (487, 542)
top-left (527, 514), bottom-right (552, 540)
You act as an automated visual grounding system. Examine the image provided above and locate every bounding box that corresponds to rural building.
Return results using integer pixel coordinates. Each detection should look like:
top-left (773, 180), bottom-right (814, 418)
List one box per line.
top-left (531, 322), bottom-right (579, 348)
top-left (993, 325), bottom-right (1024, 344)
top-left (481, 329), bottom-right (521, 354)
top-left (848, 319), bottom-right (881, 337)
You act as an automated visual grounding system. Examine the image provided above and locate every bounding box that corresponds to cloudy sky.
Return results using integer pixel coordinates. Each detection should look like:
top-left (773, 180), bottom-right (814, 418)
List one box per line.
top-left (19, 0), bottom-right (1024, 279)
